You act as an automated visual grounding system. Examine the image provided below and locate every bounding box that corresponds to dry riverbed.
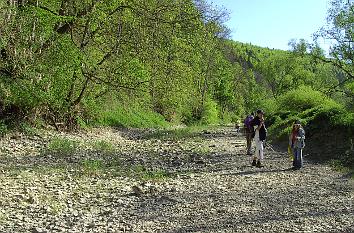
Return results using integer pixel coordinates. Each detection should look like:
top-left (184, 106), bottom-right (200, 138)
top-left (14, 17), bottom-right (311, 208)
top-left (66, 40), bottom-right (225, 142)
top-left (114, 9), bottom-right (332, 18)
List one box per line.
top-left (0, 127), bottom-right (353, 233)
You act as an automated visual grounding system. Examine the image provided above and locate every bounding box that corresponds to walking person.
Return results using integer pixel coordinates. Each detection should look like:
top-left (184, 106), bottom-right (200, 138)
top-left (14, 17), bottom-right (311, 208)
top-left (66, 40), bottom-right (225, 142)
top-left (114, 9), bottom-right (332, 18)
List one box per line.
top-left (244, 112), bottom-right (254, 155)
top-left (250, 109), bottom-right (267, 168)
top-left (289, 120), bottom-right (305, 170)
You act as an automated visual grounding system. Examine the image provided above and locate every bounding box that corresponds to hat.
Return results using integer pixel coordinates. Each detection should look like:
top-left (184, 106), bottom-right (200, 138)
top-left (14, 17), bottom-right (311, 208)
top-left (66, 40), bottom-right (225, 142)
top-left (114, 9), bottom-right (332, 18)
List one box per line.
top-left (256, 109), bottom-right (264, 114)
top-left (294, 120), bottom-right (301, 125)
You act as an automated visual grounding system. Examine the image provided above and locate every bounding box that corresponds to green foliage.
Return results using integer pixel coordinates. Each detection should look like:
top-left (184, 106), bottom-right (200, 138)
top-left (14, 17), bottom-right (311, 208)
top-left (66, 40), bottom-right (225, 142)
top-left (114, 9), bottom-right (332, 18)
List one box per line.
top-left (277, 86), bottom-right (341, 112)
top-left (261, 98), bottom-right (279, 115)
top-left (97, 105), bottom-right (168, 128)
top-left (192, 145), bottom-right (211, 156)
top-left (219, 110), bottom-right (236, 124)
top-left (332, 112), bottom-right (354, 127)
top-left (141, 170), bottom-right (169, 181)
top-left (76, 117), bottom-right (89, 129)
top-left (268, 101), bottom-right (346, 140)
top-left (0, 0), bottom-right (352, 144)
top-left (315, 0), bottom-right (353, 78)
top-left (201, 99), bottom-right (219, 125)
top-left (19, 122), bottom-right (37, 135)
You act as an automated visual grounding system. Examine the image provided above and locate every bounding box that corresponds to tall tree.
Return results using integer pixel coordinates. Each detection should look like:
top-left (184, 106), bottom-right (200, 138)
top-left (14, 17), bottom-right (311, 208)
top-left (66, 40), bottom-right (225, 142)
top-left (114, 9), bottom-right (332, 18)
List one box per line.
top-left (314, 0), bottom-right (353, 80)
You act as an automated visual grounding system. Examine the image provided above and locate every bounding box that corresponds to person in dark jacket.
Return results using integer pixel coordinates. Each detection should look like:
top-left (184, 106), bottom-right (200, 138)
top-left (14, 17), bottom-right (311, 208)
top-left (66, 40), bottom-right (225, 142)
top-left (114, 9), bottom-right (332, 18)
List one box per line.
top-left (250, 109), bottom-right (267, 168)
top-left (289, 120), bottom-right (305, 170)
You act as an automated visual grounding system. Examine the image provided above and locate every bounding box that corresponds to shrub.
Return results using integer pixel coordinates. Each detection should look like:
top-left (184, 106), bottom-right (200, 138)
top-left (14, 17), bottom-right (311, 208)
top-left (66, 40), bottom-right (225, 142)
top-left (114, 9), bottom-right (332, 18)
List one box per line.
top-left (180, 107), bottom-right (194, 125)
top-left (277, 86), bottom-right (340, 112)
top-left (201, 99), bottom-right (219, 125)
top-left (219, 110), bottom-right (233, 125)
top-left (97, 105), bottom-right (168, 128)
top-left (19, 122), bottom-right (37, 135)
top-left (262, 98), bottom-right (279, 115)
top-left (268, 102), bottom-right (346, 141)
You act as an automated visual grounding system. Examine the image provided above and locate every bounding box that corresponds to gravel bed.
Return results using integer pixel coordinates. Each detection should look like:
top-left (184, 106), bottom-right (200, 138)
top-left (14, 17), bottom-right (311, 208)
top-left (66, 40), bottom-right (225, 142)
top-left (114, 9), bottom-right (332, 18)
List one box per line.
top-left (0, 127), bottom-right (353, 232)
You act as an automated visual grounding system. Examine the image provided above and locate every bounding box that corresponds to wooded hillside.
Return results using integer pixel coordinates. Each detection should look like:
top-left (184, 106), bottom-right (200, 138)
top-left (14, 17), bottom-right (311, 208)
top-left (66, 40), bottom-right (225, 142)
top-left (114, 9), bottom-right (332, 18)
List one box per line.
top-left (1, 0), bottom-right (353, 168)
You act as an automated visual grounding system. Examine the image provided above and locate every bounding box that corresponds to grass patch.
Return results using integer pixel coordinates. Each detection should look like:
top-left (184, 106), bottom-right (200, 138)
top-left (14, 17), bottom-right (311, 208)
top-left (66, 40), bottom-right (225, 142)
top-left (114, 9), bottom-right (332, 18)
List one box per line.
top-left (193, 146), bottom-right (211, 156)
top-left (97, 105), bottom-right (168, 128)
top-left (93, 140), bottom-right (115, 153)
top-left (19, 122), bottom-right (37, 136)
top-left (81, 159), bottom-right (104, 176)
top-left (141, 170), bottom-right (169, 181)
top-left (130, 165), bottom-right (169, 181)
top-left (46, 137), bottom-right (79, 155)
top-left (0, 120), bottom-right (8, 137)
top-left (328, 159), bottom-right (354, 179)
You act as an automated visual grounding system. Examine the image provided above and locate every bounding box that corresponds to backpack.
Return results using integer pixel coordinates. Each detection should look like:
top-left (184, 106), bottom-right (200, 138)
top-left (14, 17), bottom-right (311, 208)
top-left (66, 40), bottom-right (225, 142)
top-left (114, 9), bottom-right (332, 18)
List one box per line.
top-left (244, 116), bottom-right (254, 130)
top-left (248, 117), bottom-right (256, 138)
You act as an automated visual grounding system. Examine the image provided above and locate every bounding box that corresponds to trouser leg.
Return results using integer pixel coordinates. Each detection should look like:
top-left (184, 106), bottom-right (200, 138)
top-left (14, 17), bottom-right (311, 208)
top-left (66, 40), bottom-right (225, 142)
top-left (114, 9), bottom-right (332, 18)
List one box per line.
top-left (298, 148), bottom-right (303, 167)
top-left (255, 139), bottom-right (264, 161)
top-left (246, 134), bottom-right (252, 154)
top-left (294, 148), bottom-right (303, 168)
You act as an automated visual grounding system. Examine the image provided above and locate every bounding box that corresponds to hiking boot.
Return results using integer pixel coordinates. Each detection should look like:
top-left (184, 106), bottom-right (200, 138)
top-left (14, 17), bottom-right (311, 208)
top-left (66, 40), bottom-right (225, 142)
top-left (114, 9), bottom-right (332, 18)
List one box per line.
top-left (256, 160), bottom-right (264, 168)
top-left (251, 159), bottom-right (257, 166)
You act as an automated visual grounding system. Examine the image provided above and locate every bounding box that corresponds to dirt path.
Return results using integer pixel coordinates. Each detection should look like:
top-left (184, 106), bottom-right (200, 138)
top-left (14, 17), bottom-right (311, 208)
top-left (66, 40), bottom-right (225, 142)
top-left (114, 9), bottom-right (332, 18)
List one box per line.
top-left (0, 127), bottom-right (353, 232)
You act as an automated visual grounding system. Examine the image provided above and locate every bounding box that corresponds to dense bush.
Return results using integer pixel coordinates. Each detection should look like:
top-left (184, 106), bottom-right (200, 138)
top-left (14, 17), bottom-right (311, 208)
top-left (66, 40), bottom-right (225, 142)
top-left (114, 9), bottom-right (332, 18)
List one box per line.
top-left (97, 105), bottom-right (168, 129)
top-left (266, 86), bottom-right (347, 138)
top-left (277, 86), bottom-right (341, 112)
top-left (200, 99), bottom-right (219, 125)
top-left (266, 85), bottom-right (354, 169)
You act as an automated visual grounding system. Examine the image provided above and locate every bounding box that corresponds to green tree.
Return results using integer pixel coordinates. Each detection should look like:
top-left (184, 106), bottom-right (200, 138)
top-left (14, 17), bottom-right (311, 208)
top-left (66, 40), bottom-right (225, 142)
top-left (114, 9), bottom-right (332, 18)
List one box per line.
top-left (313, 0), bottom-right (353, 109)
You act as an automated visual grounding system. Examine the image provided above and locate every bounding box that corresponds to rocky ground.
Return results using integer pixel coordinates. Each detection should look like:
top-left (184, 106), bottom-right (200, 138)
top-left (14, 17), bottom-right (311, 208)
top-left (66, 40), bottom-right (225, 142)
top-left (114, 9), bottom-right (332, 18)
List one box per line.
top-left (0, 126), bottom-right (353, 233)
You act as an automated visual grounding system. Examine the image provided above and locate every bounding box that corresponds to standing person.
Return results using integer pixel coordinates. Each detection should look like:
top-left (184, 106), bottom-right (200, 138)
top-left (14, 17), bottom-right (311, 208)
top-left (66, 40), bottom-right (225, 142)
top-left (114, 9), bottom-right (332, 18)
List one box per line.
top-left (244, 112), bottom-right (254, 155)
top-left (289, 120), bottom-right (305, 170)
top-left (235, 120), bottom-right (241, 133)
top-left (250, 109), bottom-right (267, 168)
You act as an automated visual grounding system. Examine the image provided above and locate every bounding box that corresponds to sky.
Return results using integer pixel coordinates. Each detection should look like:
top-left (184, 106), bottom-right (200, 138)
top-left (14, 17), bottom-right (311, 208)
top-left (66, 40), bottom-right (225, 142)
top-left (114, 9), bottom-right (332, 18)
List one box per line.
top-left (209, 0), bottom-right (331, 51)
